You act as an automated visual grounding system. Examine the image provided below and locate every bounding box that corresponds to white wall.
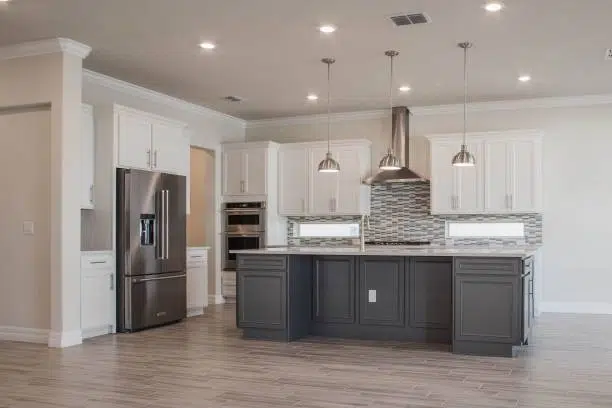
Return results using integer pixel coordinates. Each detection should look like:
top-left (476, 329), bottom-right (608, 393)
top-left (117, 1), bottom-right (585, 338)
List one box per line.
top-left (0, 109), bottom-right (51, 332)
top-left (0, 41), bottom-right (88, 346)
top-left (247, 102), bottom-right (612, 312)
top-left (81, 70), bottom-right (246, 302)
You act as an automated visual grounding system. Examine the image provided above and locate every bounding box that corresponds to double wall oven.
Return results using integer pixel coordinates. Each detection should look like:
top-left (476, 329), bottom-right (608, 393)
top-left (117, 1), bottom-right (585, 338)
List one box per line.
top-left (223, 202), bottom-right (266, 270)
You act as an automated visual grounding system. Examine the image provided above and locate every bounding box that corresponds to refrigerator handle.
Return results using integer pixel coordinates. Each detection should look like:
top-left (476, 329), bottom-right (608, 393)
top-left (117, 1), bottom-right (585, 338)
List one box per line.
top-left (157, 191), bottom-right (164, 260)
top-left (165, 189), bottom-right (170, 259)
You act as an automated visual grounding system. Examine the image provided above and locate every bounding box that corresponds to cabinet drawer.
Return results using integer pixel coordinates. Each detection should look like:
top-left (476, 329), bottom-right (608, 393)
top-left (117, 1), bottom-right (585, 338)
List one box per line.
top-left (454, 258), bottom-right (520, 276)
top-left (81, 252), bottom-right (114, 270)
top-left (237, 256), bottom-right (287, 271)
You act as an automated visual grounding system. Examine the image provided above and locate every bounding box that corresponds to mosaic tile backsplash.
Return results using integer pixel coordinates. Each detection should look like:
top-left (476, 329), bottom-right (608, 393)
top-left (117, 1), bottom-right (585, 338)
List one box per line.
top-left (288, 181), bottom-right (542, 247)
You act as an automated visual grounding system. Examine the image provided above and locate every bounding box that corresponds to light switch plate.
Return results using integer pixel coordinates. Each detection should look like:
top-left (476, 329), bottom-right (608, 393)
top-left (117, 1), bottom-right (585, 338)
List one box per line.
top-left (22, 221), bottom-right (35, 235)
top-left (368, 289), bottom-right (376, 303)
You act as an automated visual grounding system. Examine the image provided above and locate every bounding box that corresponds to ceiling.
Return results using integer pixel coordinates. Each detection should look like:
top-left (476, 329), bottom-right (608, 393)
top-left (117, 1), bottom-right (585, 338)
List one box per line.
top-left (1, 0), bottom-right (611, 120)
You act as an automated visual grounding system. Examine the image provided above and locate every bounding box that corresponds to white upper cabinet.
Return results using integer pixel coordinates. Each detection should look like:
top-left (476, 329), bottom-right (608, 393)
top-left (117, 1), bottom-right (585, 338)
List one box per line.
top-left (430, 141), bottom-right (483, 214)
top-left (222, 142), bottom-right (277, 201)
top-left (428, 130), bottom-right (543, 215)
top-left (116, 106), bottom-right (189, 176)
top-left (279, 140), bottom-right (371, 216)
top-left (309, 146), bottom-right (340, 215)
top-left (278, 146), bottom-right (308, 215)
top-left (81, 104), bottom-right (95, 209)
top-left (117, 110), bottom-right (153, 171)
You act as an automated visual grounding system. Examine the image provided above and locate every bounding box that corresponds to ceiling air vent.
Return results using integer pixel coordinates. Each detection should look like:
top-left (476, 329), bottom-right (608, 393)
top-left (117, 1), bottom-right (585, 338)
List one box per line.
top-left (390, 13), bottom-right (431, 26)
top-left (223, 96), bottom-right (243, 102)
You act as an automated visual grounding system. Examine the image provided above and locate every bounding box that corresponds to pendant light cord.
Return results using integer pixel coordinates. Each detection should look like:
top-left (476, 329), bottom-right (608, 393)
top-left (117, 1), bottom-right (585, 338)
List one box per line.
top-left (327, 60), bottom-right (331, 154)
top-left (462, 44), bottom-right (468, 148)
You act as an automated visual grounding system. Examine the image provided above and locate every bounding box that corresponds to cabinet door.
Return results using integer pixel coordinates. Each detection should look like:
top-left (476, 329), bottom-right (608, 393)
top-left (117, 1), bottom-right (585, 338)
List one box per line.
top-left (484, 140), bottom-right (511, 213)
top-left (278, 147), bottom-right (308, 215)
top-left (510, 140), bottom-right (541, 212)
top-left (455, 142), bottom-right (483, 212)
top-left (222, 149), bottom-right (245, 196)
top-left (335, 147), bottom-right (364, 215)
top-left (237, 270), bottom-right (286, 329)
top-left (186, 265), bottom-right (206, 312)
top-left (314, 256), bottom-right (355, 324)
top-left (430, 142), bottom-right (458, 214)
top-left (81, 267), bottom-right (114, 338)
top-left (309, 147), bottom-right (339, 215)
top-left (117, 111), bottom-right (153, 170)
top-left (151, 121), bottom-right (189, 175)
top-left (359, 257), bottom-right (404, 327)
top-left (80, 105), bottom-right (95, 209)
top-left (408, 258), bottom-right (452, 329)
top-left (243, 148), bottom-right (268, 195)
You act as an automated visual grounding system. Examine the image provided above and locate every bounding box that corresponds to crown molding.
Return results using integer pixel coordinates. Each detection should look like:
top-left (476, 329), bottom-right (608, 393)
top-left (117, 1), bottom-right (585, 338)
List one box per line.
top-left (246, 110), bottom-right (387, 129)
top-left (246, 94), bottom-right (612, 128)
top-left (83, 69), bottom-right (246, 128)
top-left (0, 38), bottom-right (91, 61)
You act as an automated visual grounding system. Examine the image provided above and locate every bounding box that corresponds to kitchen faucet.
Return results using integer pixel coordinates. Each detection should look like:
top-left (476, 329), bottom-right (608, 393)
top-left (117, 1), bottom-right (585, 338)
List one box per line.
top-left (360, 214), bottom-right (370, 251)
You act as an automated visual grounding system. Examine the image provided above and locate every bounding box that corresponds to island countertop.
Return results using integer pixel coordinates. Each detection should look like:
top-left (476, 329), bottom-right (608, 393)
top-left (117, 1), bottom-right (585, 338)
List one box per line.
top-left (231, 245), bottom-right (540, 259)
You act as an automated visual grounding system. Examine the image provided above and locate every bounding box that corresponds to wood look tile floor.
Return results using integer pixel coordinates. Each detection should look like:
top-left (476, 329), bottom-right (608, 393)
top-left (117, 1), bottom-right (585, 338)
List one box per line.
top-left (2, 306), bottom-right (612, 408)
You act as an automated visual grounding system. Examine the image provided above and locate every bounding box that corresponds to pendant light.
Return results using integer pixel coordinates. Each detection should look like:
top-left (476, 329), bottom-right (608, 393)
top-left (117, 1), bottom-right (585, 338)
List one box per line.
top-left (317, 58), bottom-right (340, 173)
top-left (378, 50), bottom-right (401, 171)
top-left (452, 42), bottom-right (476, 167)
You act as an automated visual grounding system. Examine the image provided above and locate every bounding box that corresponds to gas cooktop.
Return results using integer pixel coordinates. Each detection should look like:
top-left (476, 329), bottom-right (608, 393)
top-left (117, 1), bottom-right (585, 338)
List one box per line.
top-left (365, 241), bottom-right (431, 246)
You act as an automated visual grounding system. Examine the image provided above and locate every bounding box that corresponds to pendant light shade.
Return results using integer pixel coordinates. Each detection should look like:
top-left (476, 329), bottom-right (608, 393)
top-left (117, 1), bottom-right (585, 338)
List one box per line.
top-left (452, 42), bottom-right (476, 167)
top-left (317, 58), bottom-right (340, 173)
top-left (378, 50), bottom-right (401, 171)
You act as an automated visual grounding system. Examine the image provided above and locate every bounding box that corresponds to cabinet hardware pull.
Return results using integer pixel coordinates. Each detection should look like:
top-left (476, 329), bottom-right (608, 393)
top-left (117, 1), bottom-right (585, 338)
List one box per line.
top-left (301, 198), bottom-right (305, 213)
top-left (89, 260), bottom-right (107, 264)
top-left (509, 194), bottom-right (513, 209)
top-left (109, 274), bottom-right (114, 290)
top-left (89, 185), bottom-right (94, 204)
top-left (146, 149), bottom-right (151, 167)
top-left (153, 150), bottom-right (158, 167)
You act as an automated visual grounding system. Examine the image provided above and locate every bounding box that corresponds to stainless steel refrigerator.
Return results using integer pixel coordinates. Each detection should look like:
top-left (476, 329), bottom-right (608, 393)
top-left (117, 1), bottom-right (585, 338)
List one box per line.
top-left (116, 168), bottom-right (187, 332)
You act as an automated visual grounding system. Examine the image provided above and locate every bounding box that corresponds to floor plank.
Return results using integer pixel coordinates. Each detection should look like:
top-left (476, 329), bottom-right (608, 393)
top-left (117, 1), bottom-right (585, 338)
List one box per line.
top-left (1, 306), bottom-right (612, 407)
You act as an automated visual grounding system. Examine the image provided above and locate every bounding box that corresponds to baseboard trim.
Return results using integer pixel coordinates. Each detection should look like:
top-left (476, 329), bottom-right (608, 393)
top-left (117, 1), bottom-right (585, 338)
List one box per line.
top-left (0, 326), bottom-right (48, 344)
top-left (48, 329), bottom-right (82, 348)
top-left (187, 306), bottom-right (205, 317)
top-left (213, 294), bottom-right (225, 304)
top-left (82, 326), bottom-right (112, 340)
top-left (540, 302), bottom-right (612, 315)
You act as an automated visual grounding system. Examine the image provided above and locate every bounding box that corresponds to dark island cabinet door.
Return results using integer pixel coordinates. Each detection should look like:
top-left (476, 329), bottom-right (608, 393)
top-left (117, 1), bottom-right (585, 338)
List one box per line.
top-left (237, 270), bottom-right (286, 330)
top-left (313, 256), bottom-right (356, 324)
top-left (408, 258), bottom-right (452, 329)
top-left (358, 257), bottom-right (405, 327)
top-left (454, 274), bottom-right (520, 343)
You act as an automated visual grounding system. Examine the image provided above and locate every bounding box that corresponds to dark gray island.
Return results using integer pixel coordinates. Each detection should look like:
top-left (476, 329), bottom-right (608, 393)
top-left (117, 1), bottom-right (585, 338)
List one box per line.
top-left (233, 247), bottom-right (537, 357)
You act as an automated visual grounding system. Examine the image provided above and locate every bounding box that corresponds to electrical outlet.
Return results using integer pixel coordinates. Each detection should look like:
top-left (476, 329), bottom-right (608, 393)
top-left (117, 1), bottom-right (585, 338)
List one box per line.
top-left (368, 289), bottom-right (376, 303)
top-left (606, 48), bottom-right (612, 60)
top-left (22, 221), bottom-right (34, 235)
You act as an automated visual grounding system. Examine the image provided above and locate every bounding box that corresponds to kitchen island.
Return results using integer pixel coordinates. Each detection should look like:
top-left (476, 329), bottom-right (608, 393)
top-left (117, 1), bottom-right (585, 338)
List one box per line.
top-left (232, 246), bottom-right (538, 357)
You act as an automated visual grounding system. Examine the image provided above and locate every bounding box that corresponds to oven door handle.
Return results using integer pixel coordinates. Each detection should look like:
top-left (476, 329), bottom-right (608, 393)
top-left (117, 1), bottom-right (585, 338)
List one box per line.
top-left (225, 234), bottom-right (264, 237)
top-left (224, 210), bottom-right (264, 215)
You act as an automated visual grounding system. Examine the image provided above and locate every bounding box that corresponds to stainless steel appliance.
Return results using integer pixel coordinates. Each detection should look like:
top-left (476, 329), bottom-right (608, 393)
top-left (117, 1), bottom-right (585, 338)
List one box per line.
top-left (223, 202), bottom-right (266, 270)
top-left (116, 168), bottom-right (187, 332)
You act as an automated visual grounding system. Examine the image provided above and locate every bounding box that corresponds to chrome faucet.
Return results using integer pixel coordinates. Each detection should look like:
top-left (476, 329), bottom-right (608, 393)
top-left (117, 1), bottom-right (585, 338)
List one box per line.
top-left (360, 214), bottom-right (370, 251)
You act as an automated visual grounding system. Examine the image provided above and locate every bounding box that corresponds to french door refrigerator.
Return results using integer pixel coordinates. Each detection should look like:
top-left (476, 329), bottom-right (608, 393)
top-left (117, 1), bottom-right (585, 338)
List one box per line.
top-left (116, 168), bottom-right (187, 332)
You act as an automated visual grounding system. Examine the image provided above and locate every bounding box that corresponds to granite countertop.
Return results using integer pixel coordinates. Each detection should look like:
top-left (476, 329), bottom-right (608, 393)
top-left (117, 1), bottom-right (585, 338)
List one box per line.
top-left (231, 245), bottom-right (541, 259)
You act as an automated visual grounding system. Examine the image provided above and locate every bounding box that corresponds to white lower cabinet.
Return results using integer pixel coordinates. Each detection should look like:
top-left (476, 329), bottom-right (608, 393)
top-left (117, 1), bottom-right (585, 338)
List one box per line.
top-left (81, 251), bottom-right (115, 339)
top-left (279, 140), bottom-right (371, 216)
top-left (186, 247), bottom-right (209, 317)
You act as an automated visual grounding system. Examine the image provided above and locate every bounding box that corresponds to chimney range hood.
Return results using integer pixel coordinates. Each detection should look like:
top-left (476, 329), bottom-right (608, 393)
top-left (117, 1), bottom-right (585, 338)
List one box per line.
top-left (364, 106), bottom-right (426, 184)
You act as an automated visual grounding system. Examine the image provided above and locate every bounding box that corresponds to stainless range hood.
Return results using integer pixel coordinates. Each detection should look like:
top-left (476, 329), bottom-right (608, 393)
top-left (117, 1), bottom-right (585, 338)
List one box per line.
top-left (364, 106), bottom-right (426, 184)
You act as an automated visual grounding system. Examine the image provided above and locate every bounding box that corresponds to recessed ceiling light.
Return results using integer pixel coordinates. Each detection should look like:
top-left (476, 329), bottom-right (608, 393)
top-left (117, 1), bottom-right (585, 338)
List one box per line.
top-left (484, 2), bottom-right (504, 12)
top-left (518, 75), bottom-right (532, 82)
top-left (199, 42), bottom-right (216, 50)
top-left (319, 25), bottom-right (337, 34)
top-left (398, 86), bottom-right (411, 92)
top-left (307, 94), bottom-right (319, 101)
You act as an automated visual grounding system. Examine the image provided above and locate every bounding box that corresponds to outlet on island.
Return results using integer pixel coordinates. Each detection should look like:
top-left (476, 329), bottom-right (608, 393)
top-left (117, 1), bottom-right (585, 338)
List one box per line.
top-left (368, 289), bottom-right (377, 303)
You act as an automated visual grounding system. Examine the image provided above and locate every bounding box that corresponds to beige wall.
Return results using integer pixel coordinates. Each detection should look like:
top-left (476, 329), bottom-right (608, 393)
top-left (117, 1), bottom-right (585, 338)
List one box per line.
top-left (0, 45), bottom-right (86, 345)
top-left (247, 103), bottom-right (612, 310)
top-left (0, 109), bottom-right (51, 330)
top-left (187, 147), bottom-right (216, 296)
